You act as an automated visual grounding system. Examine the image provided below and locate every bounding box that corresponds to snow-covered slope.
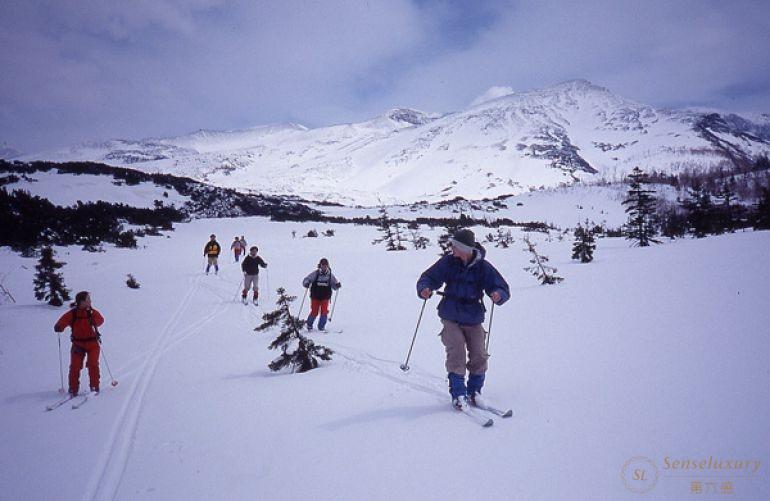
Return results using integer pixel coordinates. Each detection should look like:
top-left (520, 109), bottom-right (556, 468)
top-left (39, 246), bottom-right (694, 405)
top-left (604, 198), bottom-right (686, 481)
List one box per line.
top-left (2, 218), bottom-right (769, 500)
top-left (25, 80), bottom-right (770, 205)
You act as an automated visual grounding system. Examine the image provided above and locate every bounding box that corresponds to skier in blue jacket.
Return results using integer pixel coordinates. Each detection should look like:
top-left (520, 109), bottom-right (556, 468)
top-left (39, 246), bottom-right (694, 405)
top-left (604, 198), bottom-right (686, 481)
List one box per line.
top-left (416, 228), bottom-right (510, 410)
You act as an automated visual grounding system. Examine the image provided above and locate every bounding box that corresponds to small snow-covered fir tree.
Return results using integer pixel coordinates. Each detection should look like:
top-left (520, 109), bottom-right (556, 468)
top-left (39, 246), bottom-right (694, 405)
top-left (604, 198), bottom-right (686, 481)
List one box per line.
top-left (256, 287), bottom-right (333, 373)
top-left (571, 221), bottom-right (596, 263)
top-left (33, 247), bottom-right (71, 306)
top-left (523, 236), bottom-right (563, 285)
top-left (493, 227), bottom-right (514, 248)
top-left (372, 205), bottom-right (406, 251)
top-left (409, 226), bottom-right (430, 250)
top-left (126, 273), bottom-right (140, 289)
top-left (622, 167), bottom-right (660, 246)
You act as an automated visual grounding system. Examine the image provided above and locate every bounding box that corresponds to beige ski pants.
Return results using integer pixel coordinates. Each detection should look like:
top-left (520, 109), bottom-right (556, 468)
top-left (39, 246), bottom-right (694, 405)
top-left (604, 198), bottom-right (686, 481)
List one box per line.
top-left (440, 319), bottom-right (488, 375)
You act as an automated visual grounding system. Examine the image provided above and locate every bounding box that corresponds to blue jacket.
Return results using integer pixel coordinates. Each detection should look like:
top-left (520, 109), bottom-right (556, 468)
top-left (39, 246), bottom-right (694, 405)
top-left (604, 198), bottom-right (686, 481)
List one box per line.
top-left (416, 244), bottom-right (510, 325)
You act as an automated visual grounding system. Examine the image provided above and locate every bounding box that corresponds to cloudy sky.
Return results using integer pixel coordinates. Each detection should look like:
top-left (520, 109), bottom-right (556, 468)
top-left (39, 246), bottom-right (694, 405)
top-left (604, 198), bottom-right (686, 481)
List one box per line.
top-left (2, 0), bottom-right (769, 153)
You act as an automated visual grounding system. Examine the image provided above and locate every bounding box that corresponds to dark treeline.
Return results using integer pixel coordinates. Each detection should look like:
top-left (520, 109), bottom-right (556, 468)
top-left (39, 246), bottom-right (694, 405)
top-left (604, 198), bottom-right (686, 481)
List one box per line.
top-left (1, 160), bottom-right (555, 255)
top-left (621, 162), bottom-right (770, 240)
top-left (1, 160), bottom-right (322, 220)
top-left (0, 188), bottom-right (185, 253)
top-left (611, 155), bottom-right (770, 200)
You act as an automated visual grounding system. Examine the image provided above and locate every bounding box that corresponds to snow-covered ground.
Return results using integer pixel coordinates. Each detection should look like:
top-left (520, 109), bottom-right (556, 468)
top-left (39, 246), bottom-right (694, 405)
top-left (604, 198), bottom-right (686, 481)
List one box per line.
top-left (1, 216), bottom-right (768, 500)
top-left (317, 183), bottom-right (635, 230)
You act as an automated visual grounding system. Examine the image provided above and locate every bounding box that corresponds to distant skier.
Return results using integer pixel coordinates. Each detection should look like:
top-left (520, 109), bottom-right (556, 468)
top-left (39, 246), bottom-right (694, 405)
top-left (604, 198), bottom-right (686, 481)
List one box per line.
top-left (239, 236), bottom-right (248, 255)
top-left (203, 234), bottom-right (221, 274)
top-left (231, 236), bottom-right (242, 262)
top-left (241, 246), bottom-right (267, 304)
top-left (53, 291), bottom-right (105, 396)
top-left (302, 258), bottom-right (341, 331)
top-left (416, 229), bottom-right (509, 411)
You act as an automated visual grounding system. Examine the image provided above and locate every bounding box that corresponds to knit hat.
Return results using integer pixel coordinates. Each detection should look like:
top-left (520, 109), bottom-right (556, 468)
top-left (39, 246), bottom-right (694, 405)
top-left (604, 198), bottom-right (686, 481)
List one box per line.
top-left (450, 229), bottom-right (476, 253)
top-left (318, 258), bottom-right (329, 267)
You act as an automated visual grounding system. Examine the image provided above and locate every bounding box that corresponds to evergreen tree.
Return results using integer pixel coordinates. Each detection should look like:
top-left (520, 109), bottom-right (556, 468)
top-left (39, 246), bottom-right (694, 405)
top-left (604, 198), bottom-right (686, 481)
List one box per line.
top-left (523, 236), bottom-right (563, 285)
top-left (116, 230), bottom-right (138, 248)
top-left (681, 184), bottom-right (717, 237)
top-left (372, 205), bottom-right (406, 251)
top-left (256, 287), bottom-right (333, 373)
top-left (714, 178), bottom-right (743, 233)
top-left (409, 226), bottom-right (430, 250)
top-left (755, 185), bottom-right (770, 230)
top-left (571, 221), bottom-right (596, 263)
top-left (33, 247), bottom-right (71, 306)
top-left (657, 206), bottom-right (688, 239)
top-left (126, 274), bottom-right (140, 289)
top-left (492, 227), bottom-right (514, 248)
top-left (622, 167), bottom-right (660, 246)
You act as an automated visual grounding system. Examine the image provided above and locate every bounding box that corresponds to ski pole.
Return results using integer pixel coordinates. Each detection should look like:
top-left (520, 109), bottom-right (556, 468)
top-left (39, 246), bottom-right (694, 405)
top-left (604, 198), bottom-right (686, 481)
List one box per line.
top-left (400, 298), bottom-right (427, 372)
top-left (265, 268), bottom-right (270, 303)
top-left (297, 287), bottom-right (309, 318)
top-left (485, 301), bottom-right (495, 354)
top-left (99, 341), bottom-right (119, 387)
top-left (57, 334), bottom-right (65, 394)
top-left (329, 288), bottom-right (340, 322)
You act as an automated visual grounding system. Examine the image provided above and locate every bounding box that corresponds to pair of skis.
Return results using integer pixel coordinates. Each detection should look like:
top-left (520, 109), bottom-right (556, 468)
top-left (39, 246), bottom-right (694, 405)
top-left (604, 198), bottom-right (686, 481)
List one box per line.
top-left (45, 391), bottom-right (98, 411)
top-left (307, 327), bottom-right (343, 334)
top-left (457, 400), bottom-right (513, 428)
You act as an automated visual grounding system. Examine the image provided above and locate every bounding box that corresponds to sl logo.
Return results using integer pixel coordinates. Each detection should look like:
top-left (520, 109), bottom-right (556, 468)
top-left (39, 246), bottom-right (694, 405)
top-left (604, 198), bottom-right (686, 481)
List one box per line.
top-left (622, 457), bottom-right (659, 493)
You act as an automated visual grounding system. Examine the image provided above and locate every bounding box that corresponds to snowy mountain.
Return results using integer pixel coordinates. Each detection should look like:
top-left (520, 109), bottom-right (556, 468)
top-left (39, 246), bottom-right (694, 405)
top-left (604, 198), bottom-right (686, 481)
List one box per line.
top-left (25, 80), bottom-right (770, 205)
top-left (0, 144), bottom-right (21, 160)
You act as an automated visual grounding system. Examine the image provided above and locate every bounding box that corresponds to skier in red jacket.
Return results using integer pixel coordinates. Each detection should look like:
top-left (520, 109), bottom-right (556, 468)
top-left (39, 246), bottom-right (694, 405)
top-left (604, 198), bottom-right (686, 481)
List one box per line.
top-left (53, 291), bottom-right (105, 396)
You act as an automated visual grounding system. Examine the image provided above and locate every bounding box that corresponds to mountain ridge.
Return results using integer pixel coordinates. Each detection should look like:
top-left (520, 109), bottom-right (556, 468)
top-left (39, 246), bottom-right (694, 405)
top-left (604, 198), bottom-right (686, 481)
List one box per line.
top-left (22, 79), bottom-right (770, 206)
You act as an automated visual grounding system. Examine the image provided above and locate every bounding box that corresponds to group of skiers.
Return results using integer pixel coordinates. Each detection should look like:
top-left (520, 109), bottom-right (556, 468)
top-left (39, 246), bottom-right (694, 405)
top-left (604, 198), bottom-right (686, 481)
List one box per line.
top-left (55, 228), bottom-right (508, 411)
top-left (230, 235), bottom-right (248, 262)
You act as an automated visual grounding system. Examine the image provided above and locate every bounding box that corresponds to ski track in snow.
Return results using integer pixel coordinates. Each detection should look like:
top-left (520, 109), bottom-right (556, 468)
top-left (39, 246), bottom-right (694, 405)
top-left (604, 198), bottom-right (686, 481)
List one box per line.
top-left (331, 343), bottom-right (449, 402)
top-left (85, 272), bottom-right (233, 500)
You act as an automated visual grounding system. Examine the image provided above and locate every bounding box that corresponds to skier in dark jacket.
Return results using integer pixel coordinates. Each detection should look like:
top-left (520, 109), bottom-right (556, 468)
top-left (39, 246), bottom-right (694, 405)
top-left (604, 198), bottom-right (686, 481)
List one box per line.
top-left (416, 229), bottom-right (510, 411)
top-left (302, 258), bottom-right (341, 331)
top-left (203, 234), bottom-right (221, 275)
top-left (241, 246), bottom-right (267, 304)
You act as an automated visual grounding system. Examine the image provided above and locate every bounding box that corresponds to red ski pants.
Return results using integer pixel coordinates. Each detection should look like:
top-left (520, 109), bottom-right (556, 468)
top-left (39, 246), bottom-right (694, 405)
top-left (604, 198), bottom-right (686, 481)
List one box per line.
top-left (309, 299), bottom-right (330, 316)
top-left (69, 340), bottom-right (100, 393)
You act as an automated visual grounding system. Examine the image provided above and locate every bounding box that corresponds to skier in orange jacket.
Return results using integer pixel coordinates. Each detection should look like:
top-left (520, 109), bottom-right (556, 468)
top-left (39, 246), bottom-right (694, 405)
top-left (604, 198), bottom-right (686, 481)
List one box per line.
top-left (53, 291), bottom-right (105, 396)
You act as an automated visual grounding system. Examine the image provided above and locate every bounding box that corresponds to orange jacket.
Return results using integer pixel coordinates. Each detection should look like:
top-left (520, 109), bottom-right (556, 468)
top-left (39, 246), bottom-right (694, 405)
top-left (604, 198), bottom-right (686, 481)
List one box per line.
top-left (54, 308), bottom-right (105, 341)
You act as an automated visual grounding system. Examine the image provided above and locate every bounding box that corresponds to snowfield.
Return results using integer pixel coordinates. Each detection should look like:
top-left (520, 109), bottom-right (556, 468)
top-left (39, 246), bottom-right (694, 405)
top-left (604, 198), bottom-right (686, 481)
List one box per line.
top-left (1, 215), bottom-right (769, 500)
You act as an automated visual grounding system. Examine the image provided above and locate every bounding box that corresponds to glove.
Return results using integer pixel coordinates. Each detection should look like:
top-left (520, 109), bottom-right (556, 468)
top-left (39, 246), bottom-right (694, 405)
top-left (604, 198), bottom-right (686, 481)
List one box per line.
top-left (336, 282), bottom-right (342, 289)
